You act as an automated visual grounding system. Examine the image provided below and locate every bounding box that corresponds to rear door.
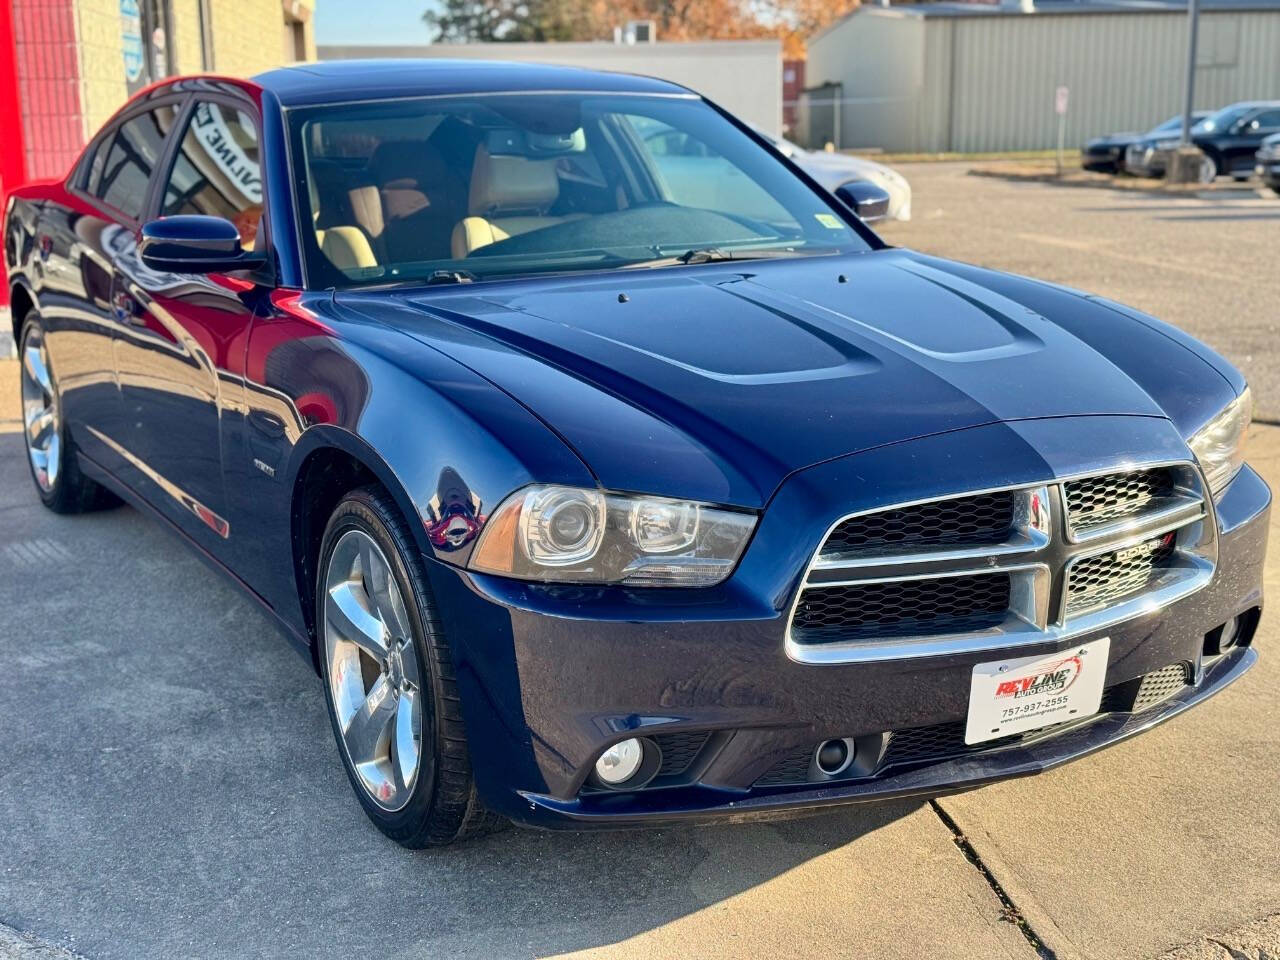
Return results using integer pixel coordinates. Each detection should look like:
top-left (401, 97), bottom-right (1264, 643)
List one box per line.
top-left (110, 94), bottom-right (266, 551)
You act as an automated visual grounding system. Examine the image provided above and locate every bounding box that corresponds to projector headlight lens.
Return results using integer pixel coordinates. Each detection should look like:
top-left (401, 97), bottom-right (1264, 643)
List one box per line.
top-left (1189, 387), bottom-right (1251, 499)
top-left (470, 485), bottom-right (757, 586)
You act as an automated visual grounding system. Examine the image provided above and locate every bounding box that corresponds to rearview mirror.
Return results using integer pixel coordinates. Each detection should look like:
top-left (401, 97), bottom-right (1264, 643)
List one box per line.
top-left (139, 215), bottom-right (266, 274)
top-left (833, 181), bottom-right (891, 224)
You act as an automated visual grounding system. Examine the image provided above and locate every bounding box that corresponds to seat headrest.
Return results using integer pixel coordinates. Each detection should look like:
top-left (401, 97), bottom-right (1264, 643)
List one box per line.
top-left (369, 140), bottom-right (449, 187)
top-left (468, 146), bottom-right (559, 216)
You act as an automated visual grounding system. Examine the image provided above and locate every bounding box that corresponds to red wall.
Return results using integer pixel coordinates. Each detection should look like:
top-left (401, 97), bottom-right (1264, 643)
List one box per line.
top-left (1, 0), bottom-right (84, 306)
top-left (13, 0), bottom-right (83, 179)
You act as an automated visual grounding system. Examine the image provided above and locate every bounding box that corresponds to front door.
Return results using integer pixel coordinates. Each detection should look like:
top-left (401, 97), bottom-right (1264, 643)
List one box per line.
top-left (111, 97), bottom-right (266, 552)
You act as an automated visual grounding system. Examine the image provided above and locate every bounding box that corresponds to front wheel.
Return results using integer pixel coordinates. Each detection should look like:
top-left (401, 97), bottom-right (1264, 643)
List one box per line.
top-left (316, 485), bottom-right (503, 847)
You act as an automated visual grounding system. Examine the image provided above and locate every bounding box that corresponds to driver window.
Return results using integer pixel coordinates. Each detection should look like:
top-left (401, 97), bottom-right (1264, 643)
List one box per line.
top-left (161, 101), bottom-right (264, 249)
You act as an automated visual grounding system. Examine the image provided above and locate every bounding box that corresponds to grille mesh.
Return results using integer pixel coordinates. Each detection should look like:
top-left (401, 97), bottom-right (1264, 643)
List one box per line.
top-left (754, 746), bottom-right (814, 786)
top-left (792, 573), bottom-right (1011, 643)
top-left (1064, 468), bottom-right (1176, 534)
top-left (821, 491), bottom-right (1016, 557)
top-left (1132, 662), bottom-right (1191, 711)
top-left (1066, 535), bottom-right (1176, 617)
top-left (651, 732), bottom-right (711, 777)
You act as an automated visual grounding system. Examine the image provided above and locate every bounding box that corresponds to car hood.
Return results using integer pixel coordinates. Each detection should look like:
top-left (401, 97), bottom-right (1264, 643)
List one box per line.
top-left (340, 249), bottom-right (1213, 508)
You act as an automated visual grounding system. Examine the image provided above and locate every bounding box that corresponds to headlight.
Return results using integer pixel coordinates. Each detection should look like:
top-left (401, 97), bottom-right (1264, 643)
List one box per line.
top-left (1189, 388), bottom-right (1251, 499)
top-left (1154, 138), bottom-right (1180, 151)
top-left (469, 485), bottom-right (757, 586)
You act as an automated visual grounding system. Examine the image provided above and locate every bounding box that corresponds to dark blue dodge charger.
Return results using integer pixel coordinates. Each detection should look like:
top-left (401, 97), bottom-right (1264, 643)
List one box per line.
top-left (5, 60), bottom-right (1267, 847)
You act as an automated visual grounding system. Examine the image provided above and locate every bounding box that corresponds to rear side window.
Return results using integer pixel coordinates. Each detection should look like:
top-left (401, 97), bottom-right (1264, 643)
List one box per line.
top-left (1252, 109), bottom-right (1280, 132)
top-left (93, 106), bottom-right (180, 220)
top-left (160, 101), bottom-right (264, 247)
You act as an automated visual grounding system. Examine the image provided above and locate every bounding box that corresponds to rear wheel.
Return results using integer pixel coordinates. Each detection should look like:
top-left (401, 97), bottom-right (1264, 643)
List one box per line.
top-left (18, 316), bottom-right (115, 513)
top-left (316, 485), bottom-right (504, 847)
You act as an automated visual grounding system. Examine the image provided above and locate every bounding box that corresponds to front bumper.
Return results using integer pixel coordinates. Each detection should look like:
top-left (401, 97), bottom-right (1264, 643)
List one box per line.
top-left (431, 417), bottom-right (1269, 828)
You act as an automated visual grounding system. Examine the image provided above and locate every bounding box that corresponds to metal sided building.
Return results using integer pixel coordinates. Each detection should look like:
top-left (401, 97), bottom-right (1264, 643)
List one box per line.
top-left (803, 0), bottom-right (1280, 153)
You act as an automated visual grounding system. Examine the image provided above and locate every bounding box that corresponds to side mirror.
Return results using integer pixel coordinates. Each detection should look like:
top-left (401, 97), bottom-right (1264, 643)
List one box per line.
top-left (139, 215), bottom-right (266, 274)
top-left (834, 181), bottom-right (891, 224)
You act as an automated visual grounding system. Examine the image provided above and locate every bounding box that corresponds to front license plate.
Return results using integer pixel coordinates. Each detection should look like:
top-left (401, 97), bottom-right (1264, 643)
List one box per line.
top-left (964, 637), bottom-right (1110, 745)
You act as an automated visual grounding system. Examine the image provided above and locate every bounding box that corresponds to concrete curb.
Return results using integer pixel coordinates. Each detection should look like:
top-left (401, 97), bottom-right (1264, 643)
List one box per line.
top-left (967, 165), bottom-right (1274, 200)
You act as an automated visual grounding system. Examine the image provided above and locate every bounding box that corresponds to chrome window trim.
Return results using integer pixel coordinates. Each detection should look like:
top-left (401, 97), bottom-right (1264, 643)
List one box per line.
top-left (786, 461), bottom-right (1216, 666)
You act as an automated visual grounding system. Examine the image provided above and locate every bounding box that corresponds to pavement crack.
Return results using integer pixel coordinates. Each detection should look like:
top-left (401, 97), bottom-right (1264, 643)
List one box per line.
top-left (929, 800), bottom-right (1056, 960)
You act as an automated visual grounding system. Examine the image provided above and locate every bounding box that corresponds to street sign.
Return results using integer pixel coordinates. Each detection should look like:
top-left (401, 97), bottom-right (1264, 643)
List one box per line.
top-left (1054, 86), bottom-right (1069, 175)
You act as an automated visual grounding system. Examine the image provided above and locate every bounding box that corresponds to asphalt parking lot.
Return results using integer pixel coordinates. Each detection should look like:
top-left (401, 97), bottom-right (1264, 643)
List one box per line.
top-left (1, 165), bottom-right (1278, 960)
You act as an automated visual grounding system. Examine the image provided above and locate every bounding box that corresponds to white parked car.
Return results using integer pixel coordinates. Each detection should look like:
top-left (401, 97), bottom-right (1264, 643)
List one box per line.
top-left (753, 128), bottom-right (913, 222)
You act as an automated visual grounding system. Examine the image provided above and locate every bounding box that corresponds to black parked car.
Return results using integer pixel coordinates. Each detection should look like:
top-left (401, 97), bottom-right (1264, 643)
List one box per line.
top-left (1081, 114), bottom-right (1205, 174)
top-left (1191, 101), bottom-right (1280, 178)
top-left (1256, 132), bottom-right (1280, 194)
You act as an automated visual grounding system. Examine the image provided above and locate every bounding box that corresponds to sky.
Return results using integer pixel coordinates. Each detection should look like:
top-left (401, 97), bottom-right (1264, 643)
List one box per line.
top-left (314, 0), bottom-right (437, 46)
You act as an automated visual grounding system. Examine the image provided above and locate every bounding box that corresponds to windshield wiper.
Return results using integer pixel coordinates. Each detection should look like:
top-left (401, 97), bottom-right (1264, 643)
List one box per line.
top-left (424, 269), bottom-right (477, 285)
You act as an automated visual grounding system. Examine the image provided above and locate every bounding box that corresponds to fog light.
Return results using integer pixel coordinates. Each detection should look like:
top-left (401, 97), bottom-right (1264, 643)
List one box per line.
top-left (815, 738), bottom-right (856, 776)
top-left (1220, 615), bottom-right (1242, 651)
top-left (595, 738), bottom-right (644, 785)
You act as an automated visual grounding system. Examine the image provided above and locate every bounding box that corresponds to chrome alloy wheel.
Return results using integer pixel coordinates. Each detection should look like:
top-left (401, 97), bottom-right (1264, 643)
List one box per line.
top-left (323, 529), bottom-right (423, 811)
top-left (20, 326), bottom-right (60, 493)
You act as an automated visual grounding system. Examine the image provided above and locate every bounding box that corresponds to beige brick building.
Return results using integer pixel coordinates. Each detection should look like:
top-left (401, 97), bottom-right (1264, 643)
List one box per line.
top-left (72, 0), bottom-right (317, 136)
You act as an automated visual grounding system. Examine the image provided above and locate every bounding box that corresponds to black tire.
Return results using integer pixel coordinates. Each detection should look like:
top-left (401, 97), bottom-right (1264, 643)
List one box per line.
top-left (316, 485), bottom-right (505, 847)
top-left (18, 315), bottom-right (117, 514)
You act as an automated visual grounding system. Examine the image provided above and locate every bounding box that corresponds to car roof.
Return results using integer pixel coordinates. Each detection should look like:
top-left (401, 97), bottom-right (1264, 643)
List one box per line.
top-left (252, 58), bottom-right (691, 108)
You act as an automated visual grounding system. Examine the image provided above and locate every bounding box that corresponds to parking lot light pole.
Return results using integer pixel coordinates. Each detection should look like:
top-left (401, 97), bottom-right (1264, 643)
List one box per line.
top-left (1180, 0), bottom-right (1200, 146)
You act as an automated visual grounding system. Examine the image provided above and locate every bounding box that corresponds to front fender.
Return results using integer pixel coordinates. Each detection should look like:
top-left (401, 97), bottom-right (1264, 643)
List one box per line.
top-left (234, 293), bottom-right (594, 640)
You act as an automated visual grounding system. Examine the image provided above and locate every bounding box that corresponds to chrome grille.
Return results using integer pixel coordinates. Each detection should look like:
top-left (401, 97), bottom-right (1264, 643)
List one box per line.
top-left (821, 491), bottom-right (1015, 558)
top-left (787, 465), bottom-right (1213, 665)
top-left (793, 574), bottom-right (1011, 644)
top-left (1065, 533), bottom-right (1177, 617)
top-left (1063, 468), bottom-right (1177, 535)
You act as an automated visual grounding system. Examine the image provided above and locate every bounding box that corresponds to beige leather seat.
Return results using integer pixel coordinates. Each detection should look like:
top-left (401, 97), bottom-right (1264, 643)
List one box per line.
top-left (451, 147), bottom-right (576, 258)
top-left (308, 158), bottom-right (379, 272)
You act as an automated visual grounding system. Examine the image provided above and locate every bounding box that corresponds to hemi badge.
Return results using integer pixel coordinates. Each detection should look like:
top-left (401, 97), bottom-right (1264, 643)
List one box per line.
top-left (253, 458), bottom-right (276, 478)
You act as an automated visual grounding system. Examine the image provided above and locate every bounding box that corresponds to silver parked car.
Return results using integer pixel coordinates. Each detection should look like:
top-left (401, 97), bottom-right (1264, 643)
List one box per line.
top-left (753, 127), bottom-right (912, 222)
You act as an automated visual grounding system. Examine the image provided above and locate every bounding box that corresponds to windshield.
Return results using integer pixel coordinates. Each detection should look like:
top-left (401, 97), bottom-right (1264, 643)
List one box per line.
top-left (288, 93), bottom-right (873, 288)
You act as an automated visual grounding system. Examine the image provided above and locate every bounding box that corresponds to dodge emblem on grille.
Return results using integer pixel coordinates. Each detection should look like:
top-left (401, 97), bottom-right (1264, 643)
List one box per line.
top-left (1115, 532), bottom-right (1175, 563)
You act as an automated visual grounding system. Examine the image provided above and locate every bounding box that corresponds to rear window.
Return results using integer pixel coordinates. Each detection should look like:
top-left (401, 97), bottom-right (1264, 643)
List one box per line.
top-left (92, 105), bottom-right (181, 220)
